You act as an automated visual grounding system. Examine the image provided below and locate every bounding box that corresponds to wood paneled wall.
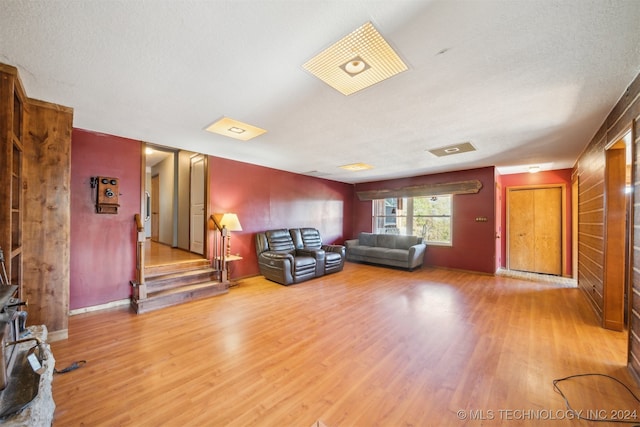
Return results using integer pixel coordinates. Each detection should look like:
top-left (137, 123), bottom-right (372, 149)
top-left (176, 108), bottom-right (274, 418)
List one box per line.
top-left (631, 87), bottom-right (640, 381)
top-left (573, 70), bottom-right (640, 381)
top-left (574, 127), bottom-right (607, 319)
top-left (0, 63), bottom-right (73, 340)
top-left (23, 99), bottom-right (73, 340)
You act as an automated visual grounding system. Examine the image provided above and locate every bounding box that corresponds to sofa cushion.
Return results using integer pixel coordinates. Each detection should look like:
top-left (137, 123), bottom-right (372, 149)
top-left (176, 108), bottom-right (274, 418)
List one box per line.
top-left (384, 248), bottom-right (415, 262)
top-left (394, 235), bottom-right (422, 249)
top-left (363, 247), bottom-right (391, 258)
top-left (347, 245), bottom-right (371, 257)
top-left (359, 232), bottom-right (376, 246)
top-left (376, 234), bottom-right (397, 249)
top-left (294, 256), bottom-right (316, 268)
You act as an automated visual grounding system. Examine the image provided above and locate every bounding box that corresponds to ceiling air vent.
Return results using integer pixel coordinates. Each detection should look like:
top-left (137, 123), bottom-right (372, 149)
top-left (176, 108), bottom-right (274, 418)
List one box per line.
top-left (428, 142), bottom-right (476, 157)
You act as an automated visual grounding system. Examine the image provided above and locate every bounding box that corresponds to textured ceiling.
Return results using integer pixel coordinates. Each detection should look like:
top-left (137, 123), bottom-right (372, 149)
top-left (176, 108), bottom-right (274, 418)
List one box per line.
top-left (1, 1), bottom-right (640, 183)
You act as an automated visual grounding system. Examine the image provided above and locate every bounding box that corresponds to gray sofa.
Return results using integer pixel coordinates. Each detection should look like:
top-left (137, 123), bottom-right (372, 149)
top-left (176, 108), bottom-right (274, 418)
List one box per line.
top-left (344, 232), bottom-right (426, 270)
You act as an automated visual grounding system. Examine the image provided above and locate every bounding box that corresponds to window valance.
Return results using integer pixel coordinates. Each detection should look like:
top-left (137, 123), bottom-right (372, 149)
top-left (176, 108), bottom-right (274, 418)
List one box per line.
top-left (356, 179), bottom-right (483, 201)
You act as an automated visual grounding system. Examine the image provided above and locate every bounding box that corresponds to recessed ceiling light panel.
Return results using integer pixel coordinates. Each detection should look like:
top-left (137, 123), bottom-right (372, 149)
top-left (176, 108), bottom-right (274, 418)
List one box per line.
top-left (428, 142), bottom-right (476, 157)
top-left (205, 117), bottom-right (267, 141)
top-left (339, 162), bottom-right (374, 171)
top-left (303, 22), bottom-right (408, 96)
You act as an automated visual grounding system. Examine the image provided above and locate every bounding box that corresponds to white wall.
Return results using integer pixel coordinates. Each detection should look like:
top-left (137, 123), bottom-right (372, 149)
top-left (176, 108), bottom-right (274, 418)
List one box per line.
top-left (152, 154), bottom-right (175, 246)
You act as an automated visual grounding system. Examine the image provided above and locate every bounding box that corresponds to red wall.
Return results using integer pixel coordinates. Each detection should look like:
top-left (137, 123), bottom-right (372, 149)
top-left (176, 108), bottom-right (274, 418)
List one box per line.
top-left (208, 157), bottom-right (354, 279)
top-left (69, 128), bottom-right (355, 309)
top-left (70, 129), bottom-right (141, 310)
top-left (353, 167), bottom-right (497, 274)
top-left (497, 168), bottom-right (573, 275)
top-left (69, 126), bottom-right (571, 308)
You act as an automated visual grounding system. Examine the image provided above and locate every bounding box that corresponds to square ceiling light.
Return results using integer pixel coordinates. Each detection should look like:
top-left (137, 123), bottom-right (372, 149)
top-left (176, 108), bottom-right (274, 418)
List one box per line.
top-left (303, 22), bottom-right (408, 96)
top-left (339, 162), bottom-right (374, 171)
top-left (205, 117), bottom-right (267, 141)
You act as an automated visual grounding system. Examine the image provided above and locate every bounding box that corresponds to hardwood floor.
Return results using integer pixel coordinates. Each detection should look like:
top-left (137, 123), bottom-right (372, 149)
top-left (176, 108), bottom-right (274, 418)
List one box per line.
top-left (144, 240), bottom-right (205, 266)
top-left (50, 263), bottom-right (637, 426)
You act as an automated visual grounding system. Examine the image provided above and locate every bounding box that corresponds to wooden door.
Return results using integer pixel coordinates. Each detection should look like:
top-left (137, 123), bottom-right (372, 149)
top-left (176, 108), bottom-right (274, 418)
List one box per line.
top-left (603, 146), bottom-right (626, 331)
top-left (189, 155), bottom-right (205, 254)
top-left (495, 182), bottom-right (502, 271)
top-left (151, 174), bottom-right (159, 242)
top-left (508, 187), bottom-right (562, 275)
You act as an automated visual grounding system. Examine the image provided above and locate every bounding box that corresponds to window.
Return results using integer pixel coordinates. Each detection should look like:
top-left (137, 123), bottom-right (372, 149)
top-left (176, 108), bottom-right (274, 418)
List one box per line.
top-left (373, 195), bottom-right (452, 245)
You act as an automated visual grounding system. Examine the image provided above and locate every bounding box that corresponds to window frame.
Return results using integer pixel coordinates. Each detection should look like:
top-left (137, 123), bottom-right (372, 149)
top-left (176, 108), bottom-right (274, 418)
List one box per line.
top-left (372, 195), bottom-right (453, 246)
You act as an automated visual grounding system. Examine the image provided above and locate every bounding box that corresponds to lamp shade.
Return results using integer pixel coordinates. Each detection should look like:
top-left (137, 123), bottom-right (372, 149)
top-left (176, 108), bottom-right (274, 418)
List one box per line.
top-left (214, 213), bottom-right (242, 231)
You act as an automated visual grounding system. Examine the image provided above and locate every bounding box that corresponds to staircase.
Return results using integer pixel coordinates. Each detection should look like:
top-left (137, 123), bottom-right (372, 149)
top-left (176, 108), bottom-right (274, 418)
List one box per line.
top-left (131, 258), bottom-right (228, 314)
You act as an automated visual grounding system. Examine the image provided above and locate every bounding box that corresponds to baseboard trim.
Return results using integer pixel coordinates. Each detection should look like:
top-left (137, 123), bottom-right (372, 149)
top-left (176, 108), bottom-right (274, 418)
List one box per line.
top-left (69, 298), bottom-right (130, 316)
top-left (48, 329), bottom-right (68, 342)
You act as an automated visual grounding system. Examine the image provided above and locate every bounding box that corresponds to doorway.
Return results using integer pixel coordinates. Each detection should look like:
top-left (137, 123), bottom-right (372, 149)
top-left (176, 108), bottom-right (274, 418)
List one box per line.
top-left (507, 186), bottom-right (564, 275)
top-left (603, 129), bottom-right (632, 331)
top-left (189, 154), bottom-right (206, 254)
top-left (142, 143), bottom-right (209, 260)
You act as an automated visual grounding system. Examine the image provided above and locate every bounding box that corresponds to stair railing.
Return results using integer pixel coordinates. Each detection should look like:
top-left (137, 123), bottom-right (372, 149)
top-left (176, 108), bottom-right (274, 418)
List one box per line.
top-left (209, 215), bottom-right (228, 283)
top-left (133, 214), bottom-right (147, 299)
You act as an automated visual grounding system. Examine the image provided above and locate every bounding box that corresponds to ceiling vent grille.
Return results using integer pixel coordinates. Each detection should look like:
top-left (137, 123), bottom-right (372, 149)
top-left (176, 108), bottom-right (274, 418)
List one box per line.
top-left (428, 142), bottom-right (476, 157)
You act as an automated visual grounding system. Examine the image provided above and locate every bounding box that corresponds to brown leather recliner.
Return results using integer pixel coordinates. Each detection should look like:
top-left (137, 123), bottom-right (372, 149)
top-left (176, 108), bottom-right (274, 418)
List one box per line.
top-left (289, 228), bottom-right (345, 275)
top-left (255, 229), bottom-right (320, 285)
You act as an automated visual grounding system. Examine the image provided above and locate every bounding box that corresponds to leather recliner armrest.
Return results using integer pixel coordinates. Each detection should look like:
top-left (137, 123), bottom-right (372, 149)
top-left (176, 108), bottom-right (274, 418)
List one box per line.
top-left (322, 244), bottom-right (345, 257)
top-left (296, 248), bottom-right (324, 258)
top-left (296, 248), bottom-right (325, 276)
top-left (258, 251), bottom-right (296, 284)
top-left (260, 251), bottom-right (294, 262)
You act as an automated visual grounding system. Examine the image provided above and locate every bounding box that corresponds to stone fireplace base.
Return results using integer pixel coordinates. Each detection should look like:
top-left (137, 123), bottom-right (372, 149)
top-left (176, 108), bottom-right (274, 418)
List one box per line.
top-left (1, 325), bottom-right (55, 426)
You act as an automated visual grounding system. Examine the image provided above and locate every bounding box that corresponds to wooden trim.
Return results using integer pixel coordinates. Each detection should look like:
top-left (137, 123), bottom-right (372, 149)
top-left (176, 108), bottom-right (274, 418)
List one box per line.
top-left (26, 97), bottom-right (73, 114)
top-left (136, 143), bottom-right (147, 297)
top-left (356, 179), bottom-right (482, 201)
top-left (0, 63), bottom-right (18, 75)
top-left (47, 329), bottom-right (68, 342)
top-left (69, 298), bottom-right (130, 316)
top-left (203, 154), bottom-right (210, 260)
top-left (140, 142), bottom-right (146, 226)
top-left (629, 119), bottom-right (636, 360)
top-left (134, 214), bottom-right (143, 232)
top-left (603, 141), bottom-right (628, 331)
top-left (572, 176), bottom-right (579, 280)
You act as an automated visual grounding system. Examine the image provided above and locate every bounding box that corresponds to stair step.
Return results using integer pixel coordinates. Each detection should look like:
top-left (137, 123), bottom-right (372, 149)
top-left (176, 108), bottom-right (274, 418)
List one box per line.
top-left (131, 281), bottom-right (228, 314)
top-left (146, 268), bottom-right (219, 293)
top-left (145, 259), bottom-right (210, 277)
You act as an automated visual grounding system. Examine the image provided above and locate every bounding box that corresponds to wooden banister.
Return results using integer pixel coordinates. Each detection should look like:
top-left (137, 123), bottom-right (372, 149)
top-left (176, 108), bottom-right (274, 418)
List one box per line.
top-left (133, 214), bottom-right (146, 300)
top-left (135, 213), bottom-right (144, 232)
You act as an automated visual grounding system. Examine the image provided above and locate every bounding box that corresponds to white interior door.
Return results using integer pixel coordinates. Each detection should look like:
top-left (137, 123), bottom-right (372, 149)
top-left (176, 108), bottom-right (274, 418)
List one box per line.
top-left (151, 175), bottom-right (159, 242)
top-left (190, 155), bottom-right (205, 254)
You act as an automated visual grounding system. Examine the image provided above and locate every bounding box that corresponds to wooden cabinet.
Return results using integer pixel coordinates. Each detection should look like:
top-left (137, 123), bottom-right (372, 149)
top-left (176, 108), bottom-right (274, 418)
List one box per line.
top-left (0, 64), bottom-right (25, 297)
top-left (0, 63), bottom-right (73, 340)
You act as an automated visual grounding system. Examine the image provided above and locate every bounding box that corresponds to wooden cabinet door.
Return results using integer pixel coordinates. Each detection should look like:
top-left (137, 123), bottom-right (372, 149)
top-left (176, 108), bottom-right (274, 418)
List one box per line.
top-left (508, 189), bottom-right (535, 272)
top-left (508, 187), bottom-right (562, 275)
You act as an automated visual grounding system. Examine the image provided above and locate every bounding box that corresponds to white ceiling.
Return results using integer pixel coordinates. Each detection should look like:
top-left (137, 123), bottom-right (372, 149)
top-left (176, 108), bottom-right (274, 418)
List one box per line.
top-left (2, 1), bottom-right (640, 183)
